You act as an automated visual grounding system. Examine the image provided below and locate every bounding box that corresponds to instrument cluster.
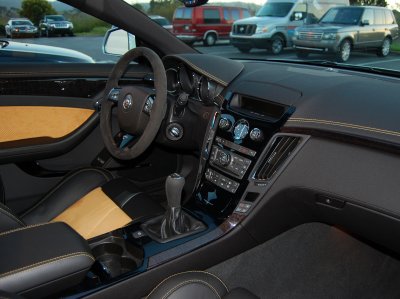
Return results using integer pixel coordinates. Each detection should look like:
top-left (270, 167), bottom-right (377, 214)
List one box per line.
top-left (166, 64), bottom-right (220, 105)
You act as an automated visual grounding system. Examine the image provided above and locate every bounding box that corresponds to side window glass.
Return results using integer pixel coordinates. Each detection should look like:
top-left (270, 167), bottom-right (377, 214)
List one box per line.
top-left (203, 9), bottom-right (221, 24)
top-left (232, 9), bottom-right (240, 21)
top-left (183, 8), bottom-right (193, 19)
top-left (385, 10), bottom-right (394, 25)
top-left (223, 8), bottom-right (231, 21)
top-left (175, 8), bottom-right (184, 19)
top-left (362, 9), bottom-right (374, 25)
top-left (374, 9), bottom-right (384, 25)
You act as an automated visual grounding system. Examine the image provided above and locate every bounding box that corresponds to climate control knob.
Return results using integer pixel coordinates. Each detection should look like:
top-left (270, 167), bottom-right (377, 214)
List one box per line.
top-left (218, 151), bottom-right (231, 166)
top-left (218, 118), bottom-right (232, 131)
top-left (250, 128), bottom-right (264, 142)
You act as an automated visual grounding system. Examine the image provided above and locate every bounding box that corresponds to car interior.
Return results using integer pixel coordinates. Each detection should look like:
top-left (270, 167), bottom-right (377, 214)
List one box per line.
top-left (1, 0), bottom-right (400, 298)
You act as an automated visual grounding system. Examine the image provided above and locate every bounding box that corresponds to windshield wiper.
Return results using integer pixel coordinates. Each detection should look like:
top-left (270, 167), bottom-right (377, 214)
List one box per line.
top-left (0, 40), bottom-right (9, 49)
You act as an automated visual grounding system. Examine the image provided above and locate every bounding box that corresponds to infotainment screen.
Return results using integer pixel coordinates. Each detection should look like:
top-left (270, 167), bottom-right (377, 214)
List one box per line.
top-left (229, 94), bottom-right (287, 121)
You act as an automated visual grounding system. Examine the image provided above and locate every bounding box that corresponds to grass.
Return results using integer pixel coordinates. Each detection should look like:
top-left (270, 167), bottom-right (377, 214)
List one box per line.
top-left (75, 26), bottom-right (110, 37)
top-left (391, 40), bottom-right (400, 53)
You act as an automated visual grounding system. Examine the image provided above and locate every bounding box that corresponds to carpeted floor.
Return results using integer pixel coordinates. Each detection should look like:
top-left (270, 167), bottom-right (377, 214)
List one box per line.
top-left (208, 223), bottom-right (400, 299)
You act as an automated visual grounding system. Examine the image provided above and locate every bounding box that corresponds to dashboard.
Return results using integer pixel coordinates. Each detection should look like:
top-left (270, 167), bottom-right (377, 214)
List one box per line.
top-left (162, 53), bottom-right (400, 254)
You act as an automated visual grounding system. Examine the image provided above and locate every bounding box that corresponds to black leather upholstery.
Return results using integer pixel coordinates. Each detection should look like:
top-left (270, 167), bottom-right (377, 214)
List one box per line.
top-left (147, 271), bottom-right (259, 299)
top-left (224, 288), bottom-right (259, 299)
top-left (0, 167), bottom-right (163, 235)
top-left (0, 222), bottom-right (94, 297)
top-left (20, 168), bottom-right (114, 225)
top-left (0, 202), bottom-right (25, 232)
top-left (102, 177), bottom-right (164, 220)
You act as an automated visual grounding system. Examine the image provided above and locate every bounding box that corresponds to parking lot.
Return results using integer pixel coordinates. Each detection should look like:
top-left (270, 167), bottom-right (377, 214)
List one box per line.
top-left (4, 36), bottom-right (400, 71)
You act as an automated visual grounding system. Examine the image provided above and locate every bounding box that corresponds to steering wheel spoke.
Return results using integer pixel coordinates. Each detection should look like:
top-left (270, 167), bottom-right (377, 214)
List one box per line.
top-left (143, 95), bottom-right (155, 115)
top-left (108, 87), bottom-right (122, 103)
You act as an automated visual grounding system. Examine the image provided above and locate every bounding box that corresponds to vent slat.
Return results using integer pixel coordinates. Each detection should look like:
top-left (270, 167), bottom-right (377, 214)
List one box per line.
top-left (255, 136), bottom-right (300, 180)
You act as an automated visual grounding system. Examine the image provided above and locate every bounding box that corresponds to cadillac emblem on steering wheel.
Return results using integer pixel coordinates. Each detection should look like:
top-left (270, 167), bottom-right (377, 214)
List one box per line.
top-left (122, 94), bottom-right (133, 111)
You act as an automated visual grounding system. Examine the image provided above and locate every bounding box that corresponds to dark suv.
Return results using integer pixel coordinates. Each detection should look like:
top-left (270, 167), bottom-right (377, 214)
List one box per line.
top-left (293, 6), bottom-right (399, 62)
top-left (39, 15), bottom-right (74, 37)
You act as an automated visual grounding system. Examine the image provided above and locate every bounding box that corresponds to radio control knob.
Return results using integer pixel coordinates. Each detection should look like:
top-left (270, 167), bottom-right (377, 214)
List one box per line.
top-left (219, 118), bottom-right (232, 131)
top-left (250, 128), bottom-right (264, 142)
top-left (218, 151), bottom-right (231, 166)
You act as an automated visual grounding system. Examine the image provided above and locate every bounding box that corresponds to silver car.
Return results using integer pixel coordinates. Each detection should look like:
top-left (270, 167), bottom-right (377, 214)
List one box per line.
top-left (293, 6), bottom-right (399, 62)
top-left (5, 18), bottom-right (39, 38)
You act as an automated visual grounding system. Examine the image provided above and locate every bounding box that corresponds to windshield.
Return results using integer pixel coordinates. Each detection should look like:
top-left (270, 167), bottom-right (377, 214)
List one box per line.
top-left (47, 15), bottom-right (65, 21)
top-left (12, 21), bottom-right (33, 26)
top-left (320, 7), bottom-right (363, 25)
top-left (1, 0), bottom-right (399, 73)
top-left (256, 3), bottom-right (294, 17)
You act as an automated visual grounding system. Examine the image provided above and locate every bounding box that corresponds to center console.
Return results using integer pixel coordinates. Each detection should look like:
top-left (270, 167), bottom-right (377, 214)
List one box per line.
top-left (194, 93), bottom-right (292, 220)
top-left (58, 93), bottom-right (294, 298)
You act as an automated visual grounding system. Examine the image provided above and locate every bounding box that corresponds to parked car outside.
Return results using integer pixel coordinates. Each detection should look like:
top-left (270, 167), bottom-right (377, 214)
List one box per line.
top-left (0, 40), bottom-right (94, 63)
top-left (5, 18), bottom-right (39, 38)
top-left (149, 15), bottom-right (173, 32)
top-left (230, 0), bottom-right (349, 54)
top-left (293, 6), bottom-right (399, 62)
top-left (173, 5), bottom-right (251, 46)
top-left (39, 15), bottom-right (74, 37)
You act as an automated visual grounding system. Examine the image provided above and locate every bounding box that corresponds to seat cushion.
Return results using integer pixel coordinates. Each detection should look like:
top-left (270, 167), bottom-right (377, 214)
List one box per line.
top-left (51, 187), bottom-right (133, 239)
top-left (13, 169), bottom-right (163, 240)
top-left (20, 168), bottom-right (114, 225)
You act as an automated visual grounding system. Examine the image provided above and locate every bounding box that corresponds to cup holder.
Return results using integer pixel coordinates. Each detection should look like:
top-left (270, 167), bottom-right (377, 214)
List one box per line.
top-left (90, 235), bottom-right (143, 279)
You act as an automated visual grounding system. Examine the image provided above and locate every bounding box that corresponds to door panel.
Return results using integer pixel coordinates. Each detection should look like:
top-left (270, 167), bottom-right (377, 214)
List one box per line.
top-left (0, 62), bottom-right (178, 216)
top-left (0, 106), bottom-right (94, 143)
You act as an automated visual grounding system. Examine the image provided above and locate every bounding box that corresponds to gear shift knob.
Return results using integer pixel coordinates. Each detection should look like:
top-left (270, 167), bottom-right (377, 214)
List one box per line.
top-left (166, 173), bottom-right (185, 208)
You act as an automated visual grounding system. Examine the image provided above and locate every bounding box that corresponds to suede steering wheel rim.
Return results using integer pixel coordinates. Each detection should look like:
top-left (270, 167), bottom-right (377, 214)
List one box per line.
top-left (100, 47), bottom-right (167, 160)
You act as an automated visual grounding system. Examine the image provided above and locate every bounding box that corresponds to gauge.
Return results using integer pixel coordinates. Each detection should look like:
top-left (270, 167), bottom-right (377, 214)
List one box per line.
top-left (179, 65), bottom-right (194, 94)
top-left (166, 68), bottom-right (179, 95)
top-left (233, 119), bottom-right (250, 141)
top-left (199, 77), bottom-right (218, 104)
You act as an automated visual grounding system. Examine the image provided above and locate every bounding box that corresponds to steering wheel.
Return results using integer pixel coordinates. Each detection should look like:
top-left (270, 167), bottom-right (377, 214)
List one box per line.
top-left (100, 47), bottom-right (167, 160)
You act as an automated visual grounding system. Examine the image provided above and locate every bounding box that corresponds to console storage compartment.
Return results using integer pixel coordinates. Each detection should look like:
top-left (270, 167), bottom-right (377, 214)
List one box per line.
top-left (0, 222), bottom-right (94, 298)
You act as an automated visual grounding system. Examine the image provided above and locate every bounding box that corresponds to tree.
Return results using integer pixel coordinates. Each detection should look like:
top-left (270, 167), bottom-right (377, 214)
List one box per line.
top-left (20, 0), bottom-right (57, 25)
top-left (349, 0), bottom-right (387, 6)
top-left (148, 0), bottom-right (181, 21)
top-left (131, 3), bottom-right (145, 12)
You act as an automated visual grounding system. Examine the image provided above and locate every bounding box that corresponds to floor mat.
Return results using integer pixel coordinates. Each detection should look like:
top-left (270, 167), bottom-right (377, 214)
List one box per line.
top-left (208, 223), bottom-right (400, 299)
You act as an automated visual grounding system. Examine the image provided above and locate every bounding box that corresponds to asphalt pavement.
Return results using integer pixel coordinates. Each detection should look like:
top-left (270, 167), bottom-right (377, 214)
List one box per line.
top-left (5, 36), bottom-right (400, 71)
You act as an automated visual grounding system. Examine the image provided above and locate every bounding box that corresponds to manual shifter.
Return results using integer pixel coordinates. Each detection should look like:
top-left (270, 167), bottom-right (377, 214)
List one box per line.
top-left (141, 173), bottom-right (206, 243)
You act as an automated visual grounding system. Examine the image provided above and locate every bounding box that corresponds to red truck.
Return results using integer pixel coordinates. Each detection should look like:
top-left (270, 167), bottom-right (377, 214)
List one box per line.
top-left (173, 6), bottom-right (251, 46)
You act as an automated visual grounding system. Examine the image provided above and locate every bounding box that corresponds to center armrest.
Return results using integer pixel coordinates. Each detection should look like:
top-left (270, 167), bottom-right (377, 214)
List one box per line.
top-left (0, 222), bottom-right (94, 298)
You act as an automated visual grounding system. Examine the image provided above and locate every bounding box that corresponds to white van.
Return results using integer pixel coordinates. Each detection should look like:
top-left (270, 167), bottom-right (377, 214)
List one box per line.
top-left (230, 0), bottom-right (349, 54)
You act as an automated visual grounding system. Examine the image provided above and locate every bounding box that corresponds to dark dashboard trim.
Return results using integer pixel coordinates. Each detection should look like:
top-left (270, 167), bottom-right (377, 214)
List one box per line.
top-left (164, 54), bottom-right (244, 87)
top-left (0, 63), bottom-right (152, 79)
top-left (281, 126), bottom-right (400, 156)
top-left (288, 117), bottom-right (400, 138)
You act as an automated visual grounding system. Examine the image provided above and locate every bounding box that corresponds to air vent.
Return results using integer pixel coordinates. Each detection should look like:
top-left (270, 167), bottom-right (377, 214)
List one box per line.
top-left (255, 136), bottom-right (300, 180)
